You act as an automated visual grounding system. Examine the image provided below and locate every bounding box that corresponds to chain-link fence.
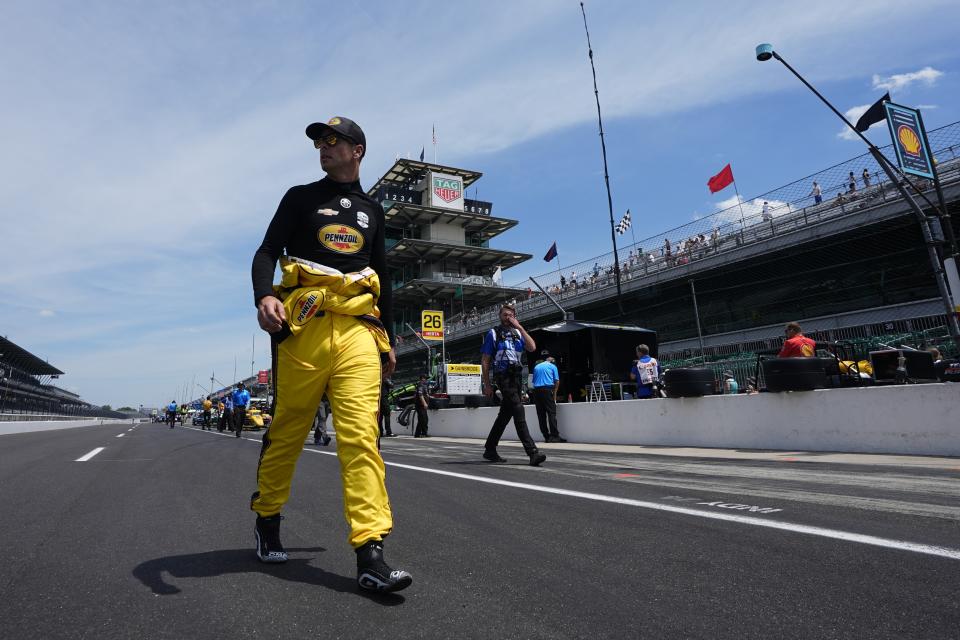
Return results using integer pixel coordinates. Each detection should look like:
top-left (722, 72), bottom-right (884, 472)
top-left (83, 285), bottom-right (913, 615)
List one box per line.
top-left (512, 120), bottom-right (960, 296)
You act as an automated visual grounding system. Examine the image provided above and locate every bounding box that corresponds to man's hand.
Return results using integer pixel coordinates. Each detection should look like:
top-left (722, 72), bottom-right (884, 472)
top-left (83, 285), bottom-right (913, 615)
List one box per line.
top-left (382, 348), bottom-right (396, 380)
top-left (506, 315), bottom-right (522, 330)
top-left (257, 296), bottom-right (286, 333)
top-left (483, 381), bottom-right (493, 398)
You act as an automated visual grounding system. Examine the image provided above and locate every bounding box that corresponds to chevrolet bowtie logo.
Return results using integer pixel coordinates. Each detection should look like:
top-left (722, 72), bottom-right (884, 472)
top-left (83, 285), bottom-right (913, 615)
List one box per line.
top-left (317, 208), bottom-right (338, 216)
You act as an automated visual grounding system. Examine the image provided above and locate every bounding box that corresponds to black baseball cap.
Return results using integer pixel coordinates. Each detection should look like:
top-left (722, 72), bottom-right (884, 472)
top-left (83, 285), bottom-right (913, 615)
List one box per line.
top-left (540, 349), bottom-right (551, 358)
top-left (306, 116), bottom-right (366, 156)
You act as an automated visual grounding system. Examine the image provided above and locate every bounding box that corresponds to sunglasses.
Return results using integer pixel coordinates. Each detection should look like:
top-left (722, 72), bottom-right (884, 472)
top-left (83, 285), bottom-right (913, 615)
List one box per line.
top-left (313, 134), bottom-right (355, 149)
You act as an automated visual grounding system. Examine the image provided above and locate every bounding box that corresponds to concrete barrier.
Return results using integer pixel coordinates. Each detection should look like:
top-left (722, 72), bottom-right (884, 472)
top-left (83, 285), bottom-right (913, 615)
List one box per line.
top-left (402, 383), bottom-right (960, 456)
top-left (0, 418), bottom-right (138, 435)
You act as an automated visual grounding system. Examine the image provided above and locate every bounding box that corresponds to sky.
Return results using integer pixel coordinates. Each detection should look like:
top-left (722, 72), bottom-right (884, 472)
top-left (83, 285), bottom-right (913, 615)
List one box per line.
top-left (2, 0), bottom-right (959, 408)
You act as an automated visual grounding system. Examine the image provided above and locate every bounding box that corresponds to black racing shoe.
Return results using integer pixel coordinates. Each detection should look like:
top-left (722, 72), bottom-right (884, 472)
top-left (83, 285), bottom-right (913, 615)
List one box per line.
top-left (254, 515), bottom-right (288, 563)
top-left (356, 541), bottom-right (412, 593)
top-left (529, 452), bottom-right (547, 467)
top-left (483, 450), bottom-right (507, 463)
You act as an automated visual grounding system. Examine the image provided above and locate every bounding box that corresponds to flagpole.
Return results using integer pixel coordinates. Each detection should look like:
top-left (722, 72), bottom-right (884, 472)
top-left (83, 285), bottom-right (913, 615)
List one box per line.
top-left (732, 179), bottom-right (747, 241)
top-left (580, 2), bottom-right (624, 315)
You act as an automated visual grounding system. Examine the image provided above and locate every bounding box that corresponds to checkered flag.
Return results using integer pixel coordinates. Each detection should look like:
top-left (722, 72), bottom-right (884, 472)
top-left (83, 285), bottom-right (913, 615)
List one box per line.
top-left (615, 210), bottom-right (632, 235)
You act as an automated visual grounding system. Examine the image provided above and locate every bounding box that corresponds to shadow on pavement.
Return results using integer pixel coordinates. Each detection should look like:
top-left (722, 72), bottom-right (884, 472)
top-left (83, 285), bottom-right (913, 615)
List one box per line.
top-left (132, 548), bottom-right (404, 605)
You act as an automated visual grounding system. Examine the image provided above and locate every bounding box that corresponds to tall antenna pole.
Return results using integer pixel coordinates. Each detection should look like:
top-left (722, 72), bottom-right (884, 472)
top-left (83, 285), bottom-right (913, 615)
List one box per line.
top-left (580, 2), bottom-right (624, 315)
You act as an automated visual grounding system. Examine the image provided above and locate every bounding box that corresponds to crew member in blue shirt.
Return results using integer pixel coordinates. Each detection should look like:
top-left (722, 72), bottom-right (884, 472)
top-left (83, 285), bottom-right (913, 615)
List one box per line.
top-left (480, 303), bottom-right (546, 466)
top-left (532, 350), bottom-right (566, 443)
top-left (232, 382), bottom-right (251, 438)
top-left (166, 401), bottom-right (177, 429)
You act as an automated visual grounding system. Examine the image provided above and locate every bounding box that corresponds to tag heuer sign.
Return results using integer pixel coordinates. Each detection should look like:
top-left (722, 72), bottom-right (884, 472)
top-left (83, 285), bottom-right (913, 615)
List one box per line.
top-left (426, 171), bottom-right (465, 212)
top-left (433, 177), bottom-right (461, 203)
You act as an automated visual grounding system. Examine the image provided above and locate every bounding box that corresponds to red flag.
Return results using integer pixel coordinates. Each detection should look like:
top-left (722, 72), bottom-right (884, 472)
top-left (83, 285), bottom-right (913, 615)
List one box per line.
top-left (707, 164), bottom-right (734, 194)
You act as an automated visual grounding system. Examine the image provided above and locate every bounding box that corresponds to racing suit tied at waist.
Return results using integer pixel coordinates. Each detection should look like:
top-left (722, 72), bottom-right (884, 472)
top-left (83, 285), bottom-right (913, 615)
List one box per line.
top-left (274, 256), bottom-right (391, 352)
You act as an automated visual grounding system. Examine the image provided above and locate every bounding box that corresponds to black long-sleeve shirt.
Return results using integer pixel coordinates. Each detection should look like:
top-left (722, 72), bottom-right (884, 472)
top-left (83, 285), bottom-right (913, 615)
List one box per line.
top-left (251, 176), bottom-right (393, 345)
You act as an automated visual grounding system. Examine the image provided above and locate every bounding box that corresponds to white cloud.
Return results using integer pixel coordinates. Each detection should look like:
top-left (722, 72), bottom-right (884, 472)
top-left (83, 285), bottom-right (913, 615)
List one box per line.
top-left (837, 103), bottom-right (874, 140)
top-left (39, 309), bottom-right (55, 317)
top-left (872, 66), bottom-right (943, 92)
top-left (916, 104), bottom-right (939, 110)
top-left (713, 195), bottom-right (791, 227)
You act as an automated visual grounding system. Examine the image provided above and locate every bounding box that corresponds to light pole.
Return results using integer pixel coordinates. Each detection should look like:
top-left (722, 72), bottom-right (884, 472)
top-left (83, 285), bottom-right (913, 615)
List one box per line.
top-left (755, 43), bottom-right (960, 340)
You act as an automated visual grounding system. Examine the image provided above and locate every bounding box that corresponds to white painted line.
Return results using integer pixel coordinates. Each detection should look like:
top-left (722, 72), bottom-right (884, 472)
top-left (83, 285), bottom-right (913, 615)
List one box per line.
top-left (116, 433), bottom-right (125, 438)
top-left (75, 447), bottom-right (105, 462)
top-left (240, 427), bottom-right (960, 561)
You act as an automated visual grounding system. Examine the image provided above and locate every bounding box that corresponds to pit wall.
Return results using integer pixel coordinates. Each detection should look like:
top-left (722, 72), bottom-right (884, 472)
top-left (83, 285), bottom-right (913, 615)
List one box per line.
top-left (396, 383), bottom-right (960, 456)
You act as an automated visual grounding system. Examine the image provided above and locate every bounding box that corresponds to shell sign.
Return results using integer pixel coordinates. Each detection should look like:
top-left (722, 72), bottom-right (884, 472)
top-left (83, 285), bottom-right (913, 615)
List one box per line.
top-left (897, 125), bottom-right (922, 156)
top-left (883, 101), bottom-right (934, 179)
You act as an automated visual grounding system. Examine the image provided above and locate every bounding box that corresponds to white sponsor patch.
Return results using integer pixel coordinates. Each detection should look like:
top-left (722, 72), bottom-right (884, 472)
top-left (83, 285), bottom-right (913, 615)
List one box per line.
top-left (340, 198), bottom-right (352, 209)
top-left (357, 211), bottom-right (369, 228)
top-left (317, 208), bottom-right (338, 216)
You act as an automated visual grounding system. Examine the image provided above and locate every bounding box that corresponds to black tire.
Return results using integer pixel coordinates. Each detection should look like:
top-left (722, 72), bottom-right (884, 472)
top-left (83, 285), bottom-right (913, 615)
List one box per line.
top-left (762, 357), bottom-right (826, 392)
top-left (663, 368), bottom-right (714, 398)
top-left (428, 397), bottom-right (451, 410)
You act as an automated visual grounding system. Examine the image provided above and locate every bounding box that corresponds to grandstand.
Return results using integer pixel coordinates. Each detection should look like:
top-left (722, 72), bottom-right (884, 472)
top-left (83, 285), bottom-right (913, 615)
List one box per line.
top-left (391, 120), bottom-right (960, 388)
top-left (0, 336), bottom-right (126, 419)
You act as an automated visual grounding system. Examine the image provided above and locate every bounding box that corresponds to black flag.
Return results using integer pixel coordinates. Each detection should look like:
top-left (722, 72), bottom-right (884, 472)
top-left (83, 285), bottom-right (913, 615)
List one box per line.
top-left (854, 92), bottom-right (890, 133)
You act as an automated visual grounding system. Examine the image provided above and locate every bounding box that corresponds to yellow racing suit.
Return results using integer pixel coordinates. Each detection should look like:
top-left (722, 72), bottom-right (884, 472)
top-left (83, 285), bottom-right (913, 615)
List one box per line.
top-left (250, 256), bottom-right (392, 548)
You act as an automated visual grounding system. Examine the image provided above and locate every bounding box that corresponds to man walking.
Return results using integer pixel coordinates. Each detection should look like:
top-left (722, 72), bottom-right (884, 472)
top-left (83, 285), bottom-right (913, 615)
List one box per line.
top-left (219, 394), bottom-right (233, 432)
top-left (202, 396), bottom-right (213, 430)
top-left (166, 400), bottom-right (177, 429)
top-left (248, 115), bottom-right (411, 592)
top-left (232, 382), bottom-right (250, 438)
top-left (380, 378), bottom-right (395, 438)
top-left (532, 350), bottom-right (565, 443)
top-left (413, 374), bottom-right (430, 438)
top-left (481, 304), bottom-right (546, 466)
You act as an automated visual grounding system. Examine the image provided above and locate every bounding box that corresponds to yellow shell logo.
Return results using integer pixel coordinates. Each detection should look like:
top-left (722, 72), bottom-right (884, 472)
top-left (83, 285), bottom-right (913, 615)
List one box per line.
top-left (328, 117), bottom-right (341, 126)
top-left (897, 125), bottom-right (921, 156)
top-left (319, 224), bottom-right (364, 254)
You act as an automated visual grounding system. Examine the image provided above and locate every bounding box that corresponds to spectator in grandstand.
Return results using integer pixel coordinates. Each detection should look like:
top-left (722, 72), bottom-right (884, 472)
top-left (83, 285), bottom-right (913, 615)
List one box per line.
top-left (413, 374), bottom-right (430, 438)
top-left (811, 181), bottom-right (822, 204)
top-left (862, 169), bottom-right (871, 188)
top-left (219, 394), bottom-right (233, 432)
top-left (848, 171), bottom-right (857, 193)
top-left (722, 371), bottom-right (739, 395)
top-left (836, 192), bottom-right (845, 204)
top-left (232, 382), bottom-right (250, 438)
top-left (202, 396), bottom-right (213, 430)
top-left (532, 350), bottom-right (565, 443)
top-left (481, 303), bottom-right (545, 466)
top-left (762, 201), bottom-right (772, 222)
top-left (711, 227), bottom-right (720, 250)
top-left (570, 270), bottom-right (578, 292)
top-left (778, 322), bottom-right (816, 358)
top-left (630, 344), bottom-right (661, 399)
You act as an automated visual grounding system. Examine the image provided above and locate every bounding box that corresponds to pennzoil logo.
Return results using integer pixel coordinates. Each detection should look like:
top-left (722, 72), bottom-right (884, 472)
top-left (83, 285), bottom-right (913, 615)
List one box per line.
top-left (292, 290), bottom-right (324, 326)
top-left (433, 177), bottom-right (462, 203)
top-left (319, 224), bottom-right (364, 254)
